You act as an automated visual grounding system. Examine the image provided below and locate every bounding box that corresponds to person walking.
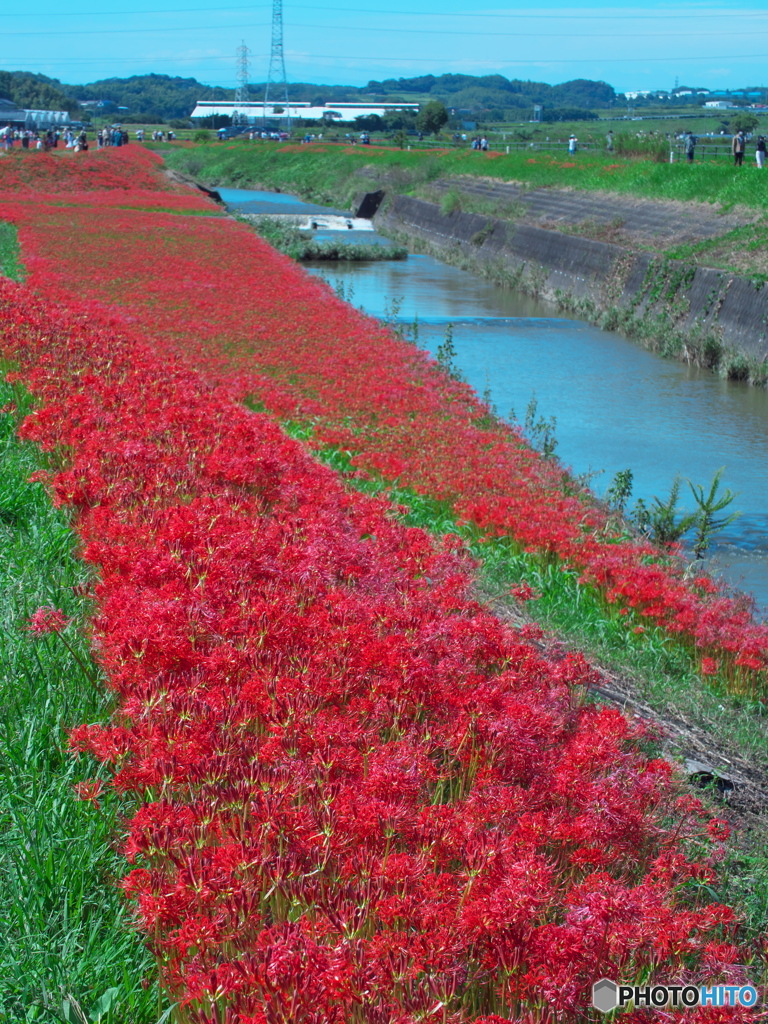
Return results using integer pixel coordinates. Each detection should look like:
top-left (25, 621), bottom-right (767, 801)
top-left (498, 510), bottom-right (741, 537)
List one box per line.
top-left (605, 129), bottom-right (614, 152)
top-left (756, 136), bottom-right (766, 169)
top-left (732, 130), bottom-right (746, 166)
top-left (684, 130), bottom-right (696, 163)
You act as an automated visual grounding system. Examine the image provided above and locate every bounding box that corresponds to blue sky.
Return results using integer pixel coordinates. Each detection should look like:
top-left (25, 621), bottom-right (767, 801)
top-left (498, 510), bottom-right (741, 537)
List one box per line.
top-left (6, 1), bottom-right (768, 94)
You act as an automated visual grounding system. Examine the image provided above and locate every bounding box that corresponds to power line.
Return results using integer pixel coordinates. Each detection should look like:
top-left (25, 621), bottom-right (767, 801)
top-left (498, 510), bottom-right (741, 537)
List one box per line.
top-left (12, 51), bottom-right (768, 66)
top-left (1, 23), bottom-right (267, 36)
top-left (0, 2), bottom-right (762, 17)
top-left (2, 20), bottom-right (766, 38)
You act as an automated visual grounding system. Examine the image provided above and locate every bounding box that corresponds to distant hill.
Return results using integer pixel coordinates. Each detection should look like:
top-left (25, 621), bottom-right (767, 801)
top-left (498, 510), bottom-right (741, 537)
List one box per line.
top-left (66, 74), bottom-right (232, 122)
top-left (0, 69), bottom-right (619, 122)
top-left (0, 71), bottom-right (79, 114)
top-left (364, 74), bottom-right (618, 115)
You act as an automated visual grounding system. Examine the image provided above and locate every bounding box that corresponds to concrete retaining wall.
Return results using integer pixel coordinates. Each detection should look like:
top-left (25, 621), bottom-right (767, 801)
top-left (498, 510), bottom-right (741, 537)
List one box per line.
top-left (375, 194), bottom-right (768, 361)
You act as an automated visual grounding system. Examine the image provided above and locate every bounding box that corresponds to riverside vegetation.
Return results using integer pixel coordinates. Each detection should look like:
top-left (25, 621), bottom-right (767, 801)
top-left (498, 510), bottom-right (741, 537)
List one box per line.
top-left (246, 216), bottom-right (408, 262)
top-left (0, 373), bottom-right (162, 1023)
top-left (163, 140), bottom-right (768, 218)
top-left (164, 140), bottom-right (768, 385)
top-left (0, 146), bottom-right (767, 1020)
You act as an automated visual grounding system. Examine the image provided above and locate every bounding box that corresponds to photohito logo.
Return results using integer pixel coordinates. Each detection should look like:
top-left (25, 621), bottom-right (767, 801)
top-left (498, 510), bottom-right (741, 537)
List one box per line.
top-left (592, 978), bottom-right (758, 1013)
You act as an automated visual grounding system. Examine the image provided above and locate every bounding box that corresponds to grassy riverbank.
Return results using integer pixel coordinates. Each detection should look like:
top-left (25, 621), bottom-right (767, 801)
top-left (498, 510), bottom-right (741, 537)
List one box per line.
top-left (164, 141), bottom-right (768, 281)
top-left (0, 375), bottom-right (160, 1023)
top-left (3, 146), bottom-right (767, 1015)
top-left (163, 139), bottom-right (768, 212)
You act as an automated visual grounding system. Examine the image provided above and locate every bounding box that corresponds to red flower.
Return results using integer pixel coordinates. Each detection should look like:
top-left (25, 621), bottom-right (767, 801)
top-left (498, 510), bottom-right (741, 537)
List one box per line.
top-left (707, 818), bottom-right (731, 842)
top-left (73, 779), bottom-right (103, 806)
top-left (26, 606), bottom-right (70, 634)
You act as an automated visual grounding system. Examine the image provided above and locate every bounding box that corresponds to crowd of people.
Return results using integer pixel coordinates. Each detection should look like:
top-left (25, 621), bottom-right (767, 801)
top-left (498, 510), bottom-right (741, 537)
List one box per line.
top-left (4, 119), bottom-right (768, 168)
top-left (1, 126), bottom-right (90, 150)
top-left (0, 124), bottom-right (177, 152)
top-left (681, 128), bottom-right (767, 166)
top-left (96, 127), bottom-right (128, 148)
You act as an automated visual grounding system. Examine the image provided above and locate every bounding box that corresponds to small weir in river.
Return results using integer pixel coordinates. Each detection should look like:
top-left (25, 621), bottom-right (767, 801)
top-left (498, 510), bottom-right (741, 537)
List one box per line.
top-left (218, 186), bottom-right (768, 617)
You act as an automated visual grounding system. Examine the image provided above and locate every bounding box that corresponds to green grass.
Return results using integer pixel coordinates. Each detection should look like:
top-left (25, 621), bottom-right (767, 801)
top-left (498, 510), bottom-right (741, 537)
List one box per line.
top-left (0, 223), bottom-right (23, 281)
top-left (663, 219), bottom-right (768, 276)
top-left (0, 375), bottom-right (164, 1024)
top-left (164, 140), bottom-right (768, 214)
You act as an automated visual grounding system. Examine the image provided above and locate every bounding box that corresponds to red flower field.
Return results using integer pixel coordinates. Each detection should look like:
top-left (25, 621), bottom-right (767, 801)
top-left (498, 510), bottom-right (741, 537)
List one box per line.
top-left (0, 147), bottom-right (763, 1020)
top-left (0, 146), bottom-right (764, 691)
top-left (1, 277), bottom-right (756, 1021)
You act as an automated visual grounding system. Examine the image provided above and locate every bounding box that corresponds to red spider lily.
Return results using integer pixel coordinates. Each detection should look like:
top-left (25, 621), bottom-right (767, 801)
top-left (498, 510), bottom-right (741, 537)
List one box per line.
top-left (26, 605), bottom-right (70, 634)
top-left (2, 149), bottom-right (763, 697)
top-left (0, 154), bottom-right (761, 1021)
top-left (73, 779), bottom-right (103, 806)
top-left (707, 819), bottom-right (731, 842)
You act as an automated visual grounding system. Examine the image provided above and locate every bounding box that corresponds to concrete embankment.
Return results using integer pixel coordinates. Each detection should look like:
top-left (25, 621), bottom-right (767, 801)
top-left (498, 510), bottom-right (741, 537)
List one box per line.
top-left (374, 189), bottom-right (768, 376)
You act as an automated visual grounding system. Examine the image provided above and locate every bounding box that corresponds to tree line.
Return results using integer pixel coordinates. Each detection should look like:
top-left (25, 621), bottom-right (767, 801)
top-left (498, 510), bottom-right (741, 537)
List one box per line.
top-left (0, 70), bottom-right (618, 123)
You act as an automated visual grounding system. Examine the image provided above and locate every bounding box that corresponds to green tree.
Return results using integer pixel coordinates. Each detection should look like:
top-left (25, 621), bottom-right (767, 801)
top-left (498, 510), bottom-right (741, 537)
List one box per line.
top-left (632, 476), bottom-right (698, 547)
top-left (689, 469), bottom-right (740, 559)
top-left (730, 112), bottom-right (759, 134)
top-left (416, 100), bottom-right (449, 135)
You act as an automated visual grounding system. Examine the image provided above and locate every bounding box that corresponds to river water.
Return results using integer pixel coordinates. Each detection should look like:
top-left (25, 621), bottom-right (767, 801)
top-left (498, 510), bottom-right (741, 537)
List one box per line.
top-left (219, 187), bottom-right (768, 617)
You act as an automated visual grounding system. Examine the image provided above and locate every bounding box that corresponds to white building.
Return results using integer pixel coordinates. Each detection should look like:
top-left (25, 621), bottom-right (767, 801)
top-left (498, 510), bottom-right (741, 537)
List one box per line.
top-left (0, 97), bottom-right (71, 129)
top-left (25, 109), bottom-right (71, 129)
top-left (703, 100), bottom-right (738, 110)
top-left (190, 100), bottom-right (421, 123)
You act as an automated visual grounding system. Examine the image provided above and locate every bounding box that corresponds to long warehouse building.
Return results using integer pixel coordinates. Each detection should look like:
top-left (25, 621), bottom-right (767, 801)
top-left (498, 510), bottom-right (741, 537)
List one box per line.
top-left (191, 100), bottom-right (420, 123)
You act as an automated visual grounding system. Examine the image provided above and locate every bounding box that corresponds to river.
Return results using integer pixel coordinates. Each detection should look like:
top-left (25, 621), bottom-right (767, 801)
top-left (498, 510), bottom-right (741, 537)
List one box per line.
top-left (219, 186), bottom-right (768, 618)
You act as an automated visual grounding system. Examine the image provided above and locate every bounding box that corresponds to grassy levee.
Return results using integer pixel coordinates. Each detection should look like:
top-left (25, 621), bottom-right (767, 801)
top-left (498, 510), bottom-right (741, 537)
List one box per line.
top-left (163, 140), bottom-right (768, 212)
top-left (282, 430), bottom-right (768, 944)
top-left (164, 142), bottom-right (768, 294)
top-left (0, 375), bottom-right (161, 1024)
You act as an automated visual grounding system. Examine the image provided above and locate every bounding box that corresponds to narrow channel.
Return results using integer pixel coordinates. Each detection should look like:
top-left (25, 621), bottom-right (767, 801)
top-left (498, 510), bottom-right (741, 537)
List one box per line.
top-left (220, 186), bottom-right (768, 618)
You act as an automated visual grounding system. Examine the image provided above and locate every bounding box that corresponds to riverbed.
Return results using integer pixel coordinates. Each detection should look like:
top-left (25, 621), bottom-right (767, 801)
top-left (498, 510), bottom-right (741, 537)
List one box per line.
top-left (218, 186), bottom-right (768, 617)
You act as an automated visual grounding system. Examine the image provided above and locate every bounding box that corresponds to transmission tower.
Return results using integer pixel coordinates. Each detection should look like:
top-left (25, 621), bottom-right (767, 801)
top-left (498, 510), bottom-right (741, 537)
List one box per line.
top-left (264, 0), bottom-right (291, 126)
top-left (234, 41), bottom-right (250, 124)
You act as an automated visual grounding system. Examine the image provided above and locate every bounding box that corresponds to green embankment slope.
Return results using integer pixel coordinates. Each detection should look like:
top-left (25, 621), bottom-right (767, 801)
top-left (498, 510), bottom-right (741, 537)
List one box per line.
top-left (164, 140), bottom-right (768, 213)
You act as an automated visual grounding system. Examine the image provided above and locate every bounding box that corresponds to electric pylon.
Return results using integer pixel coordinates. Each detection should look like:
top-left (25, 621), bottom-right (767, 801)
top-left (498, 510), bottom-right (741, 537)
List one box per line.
top-left (233, 41), bottom-right (250, 124)
top-left (264, 0), bottom-right (291, 126)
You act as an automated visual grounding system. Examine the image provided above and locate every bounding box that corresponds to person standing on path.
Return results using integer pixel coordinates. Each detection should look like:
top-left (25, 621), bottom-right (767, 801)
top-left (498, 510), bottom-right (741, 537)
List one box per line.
top-left (684, 131), bottom-right (696, 163)
top-left (756, 136), bottom-right (766, 168)
top-left (732, 130), bottom-right (746, 166)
